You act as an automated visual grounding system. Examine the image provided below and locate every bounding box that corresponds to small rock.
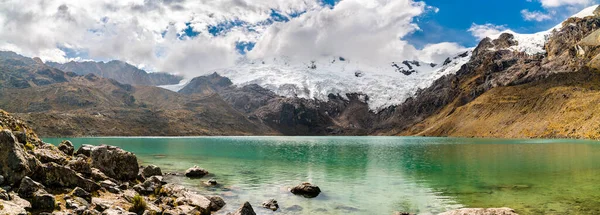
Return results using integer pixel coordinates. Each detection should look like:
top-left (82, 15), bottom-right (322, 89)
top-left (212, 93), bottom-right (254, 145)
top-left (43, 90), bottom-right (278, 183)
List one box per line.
top-left (0, 188), bottom-right (9, 200)
top-left (205, 178), bottom-right (218, 186)
top-left (0, 175), bottom-right (5, 185)
top-left (393, 212), bottom-right (415, 215)
top-left (185, 165), bottom-right (209, 178)
top-left (58, 140), bottom-right (74, 156)
top-left (76, 144), bottom-right (94, 157)
top-left (231, 202), bottom-right (256, 215)
top-left (32, 190), bottom-right (56, 212)
top-left (261, 199), bottom-right (279, 211)
top-left (100, 180), bottom-right (118, 189)
top-left (141, 165), bottom-right (162, 178)
top-left (133, 176), bottom-right (164, 195)
top-left (91, 168), bottom-right (111, 181)
top-left (208, 195), bottom-right (226, 211)
top-left (290, 182), bottom-right (321, 198)
top-left (17, 176), bottom-right (45, 198)
top-left (81, 209), bottom-right (102, 215)
top-left (71, 187), bottom-right (92, 203)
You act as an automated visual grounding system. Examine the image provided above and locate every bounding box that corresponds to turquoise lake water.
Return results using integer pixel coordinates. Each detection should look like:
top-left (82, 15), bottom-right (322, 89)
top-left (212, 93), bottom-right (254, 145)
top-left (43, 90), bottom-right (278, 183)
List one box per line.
top-left (43, 137), bottom-right (600, 215)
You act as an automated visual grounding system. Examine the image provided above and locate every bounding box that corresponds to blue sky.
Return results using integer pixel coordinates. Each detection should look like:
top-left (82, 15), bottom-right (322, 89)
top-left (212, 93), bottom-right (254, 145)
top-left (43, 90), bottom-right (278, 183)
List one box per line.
top-left (406, 0), bottom-right (597, 48)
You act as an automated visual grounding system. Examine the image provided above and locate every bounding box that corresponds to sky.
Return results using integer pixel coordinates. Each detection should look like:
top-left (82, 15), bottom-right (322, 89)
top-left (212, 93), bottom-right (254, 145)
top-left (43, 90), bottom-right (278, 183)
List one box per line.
top-left (0, 0), bottom-right (597, 78)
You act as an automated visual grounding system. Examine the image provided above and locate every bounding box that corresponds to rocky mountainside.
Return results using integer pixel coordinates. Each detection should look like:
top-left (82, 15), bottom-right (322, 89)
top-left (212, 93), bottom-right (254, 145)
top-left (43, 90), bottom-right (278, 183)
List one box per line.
top-left (0, 51), bottom-right (275, 137)
top-left (47, 60), bottom-right (182, 86)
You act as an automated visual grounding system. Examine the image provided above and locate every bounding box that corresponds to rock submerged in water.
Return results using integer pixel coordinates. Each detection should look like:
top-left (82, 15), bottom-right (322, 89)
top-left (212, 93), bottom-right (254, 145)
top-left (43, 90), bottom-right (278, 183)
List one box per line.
top-left (290, 182), bottom-right (321, 198)
top-left (185, 165), bottom-right (209, 178)
top-left (230, 201), bottom-right (256, 215)
top-left (439, 207), bottom-right (518, 215)
top-left (261, 198), bottom-right (279, 211)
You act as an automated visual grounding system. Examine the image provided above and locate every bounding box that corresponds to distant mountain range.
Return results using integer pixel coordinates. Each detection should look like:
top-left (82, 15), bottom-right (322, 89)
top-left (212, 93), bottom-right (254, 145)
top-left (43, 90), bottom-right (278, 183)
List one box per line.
top-left (2, 5), bottom-right (600, 139)
top-left (47, 60), bottom-right (182, 86)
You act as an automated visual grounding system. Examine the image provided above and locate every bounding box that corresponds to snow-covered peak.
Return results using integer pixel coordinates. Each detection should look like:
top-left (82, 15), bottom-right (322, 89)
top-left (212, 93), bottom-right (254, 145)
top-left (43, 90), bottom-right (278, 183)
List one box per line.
top-left (488, 5), bottom-right (599, 55)
top-left (208, 51), bottom-right (472, 111)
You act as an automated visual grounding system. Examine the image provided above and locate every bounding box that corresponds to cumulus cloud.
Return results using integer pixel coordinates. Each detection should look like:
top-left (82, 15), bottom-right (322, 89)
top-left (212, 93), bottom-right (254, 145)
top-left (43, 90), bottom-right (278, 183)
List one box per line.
top-left (468, 23), bottom-right (507, 40)
top-left (521, 9), bottom-right (554, 21)
top-left (0, 0), bottom-right (464, 78)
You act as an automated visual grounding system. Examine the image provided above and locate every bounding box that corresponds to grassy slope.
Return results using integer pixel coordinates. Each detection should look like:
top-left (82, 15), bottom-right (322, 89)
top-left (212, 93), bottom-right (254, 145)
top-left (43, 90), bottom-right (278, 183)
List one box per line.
top-left (405, 70), bottom-right (600, 139)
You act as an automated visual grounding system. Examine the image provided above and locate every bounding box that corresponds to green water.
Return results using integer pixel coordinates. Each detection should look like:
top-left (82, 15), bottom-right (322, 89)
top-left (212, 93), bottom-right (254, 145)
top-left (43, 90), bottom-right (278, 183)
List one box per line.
top-left (43, 137), bottom-right (600, 215)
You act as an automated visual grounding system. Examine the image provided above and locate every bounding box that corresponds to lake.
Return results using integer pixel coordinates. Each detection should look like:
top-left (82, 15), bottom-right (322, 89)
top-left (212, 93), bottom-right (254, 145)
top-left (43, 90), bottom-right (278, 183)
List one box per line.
top-left (43, 136), bottom-right (600, 215)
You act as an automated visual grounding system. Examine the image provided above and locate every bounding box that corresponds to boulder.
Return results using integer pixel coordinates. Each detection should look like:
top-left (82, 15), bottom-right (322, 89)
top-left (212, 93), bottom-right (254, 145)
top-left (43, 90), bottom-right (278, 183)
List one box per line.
top-left (43, 162), bottom-right (101, 192)
top-left (290, 182), bottom-right (321, 198)
top-left (32, 190), bottom-right (56, 212)
top-left (0, 130), bottom-right (41, 185)
top-left (33, 145), bottom-right (68, 164)
top-left (100, 180), bottom-right (121, 194)
top-left (141, 165), bottom-right (162, 178)
top-left (17, 176), bottom-right (45, 198)
top-left (76, 144), bottom-right (94, 157)
top-left (231, 202), bottom-right (256, 215)
top-left (261, 198), bottom-right (279, 211)
top-left (439, 208), bottom-right (518, 215)
top-left (71, 187), bottom-right (92, 203)
top-left (90, 145), bottom-right (139, 181)
top-left (184, 166), bottom-right (209, 178)
top-left (58, 140), bottom-right (75, 156)
top-left (91, 168), bottom-right (111, 181)
top-left (67, 156), bottom-right (93, 176)
top-left (133, 176), bottom-right (164, 195)
top-left (208, 195), bottom-right (226, 211)
top-left (181, 191), bottom-right (211, 214)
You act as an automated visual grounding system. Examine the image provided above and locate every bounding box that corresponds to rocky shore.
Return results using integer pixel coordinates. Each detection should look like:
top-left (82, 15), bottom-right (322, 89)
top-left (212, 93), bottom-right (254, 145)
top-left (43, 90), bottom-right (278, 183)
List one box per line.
top-left (0, 109), bottom-right (517, 215)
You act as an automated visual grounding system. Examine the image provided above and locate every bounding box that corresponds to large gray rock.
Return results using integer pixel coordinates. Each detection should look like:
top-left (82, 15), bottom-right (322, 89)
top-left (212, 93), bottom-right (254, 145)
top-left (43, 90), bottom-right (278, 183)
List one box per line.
top-left (184, 166), bottom-right (209, 178)
top-left (439, 208), bottom-right (518, 215)
top-left (141, 165), bottom-right (162, 178)
top-left (58, 140), bottom-right (75, 156)
top-left (17, 176), bottom-right (45, 198)
top-left (90, 145), bottom-right (139, 181)
top-left (290, 182), bottom-right (321, 198)
top-left (32, 190), bottom-right (56, 212)
top-left (43, 162), bottom-right (101, 192)
top-left (231, 202), bottom-right (256, 215)
top-left (33, 144), bottom-right (68, 164)
top-left (0, 130), bottom-right (41, 185)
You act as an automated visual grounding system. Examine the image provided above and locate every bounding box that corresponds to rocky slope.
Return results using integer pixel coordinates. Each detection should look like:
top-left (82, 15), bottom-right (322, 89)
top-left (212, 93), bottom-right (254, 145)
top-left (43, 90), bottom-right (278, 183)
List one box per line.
top-left (47, 60), bottom-right (183, 86)
top-left (0, 51), bottom-right (275, 137)
top-left (389, 7), bottom-right (600, 139)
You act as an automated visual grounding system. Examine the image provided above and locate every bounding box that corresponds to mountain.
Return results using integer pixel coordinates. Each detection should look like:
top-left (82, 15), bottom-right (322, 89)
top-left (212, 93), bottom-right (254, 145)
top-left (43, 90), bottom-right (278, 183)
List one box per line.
top-left (47, 60), bottom-right (183, 86)
top-left (175, 5), bottom-right (600, 139)
top-left (0, 51), bottom-right (274, 136)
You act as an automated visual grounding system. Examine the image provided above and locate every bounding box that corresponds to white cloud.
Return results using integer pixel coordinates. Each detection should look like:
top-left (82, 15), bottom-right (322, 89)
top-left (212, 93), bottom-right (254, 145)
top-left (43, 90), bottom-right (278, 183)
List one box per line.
top-left (468, 23), bottom-right (507, 40)
top-left (537, 0), bottom-right (592, 7)
top-left (417, 42), bottom-right (468, 63)
top-left (521, 9), bottom-right (554, 21)
top-left (0, 0), bottom-right (465, 78)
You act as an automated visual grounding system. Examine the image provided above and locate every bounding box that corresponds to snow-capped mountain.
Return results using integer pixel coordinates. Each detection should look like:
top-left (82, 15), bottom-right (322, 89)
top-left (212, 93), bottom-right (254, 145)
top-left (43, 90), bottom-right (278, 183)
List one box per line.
top-left (166, 5), bottom-right (599, 111)
top-left (165, 51), bottom-right (472, 111)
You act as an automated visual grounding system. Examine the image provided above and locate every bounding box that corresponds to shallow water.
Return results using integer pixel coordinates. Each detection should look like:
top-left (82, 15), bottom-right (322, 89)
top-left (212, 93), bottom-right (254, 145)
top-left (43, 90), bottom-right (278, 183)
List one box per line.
top-left (44, 136), bottom-right (600, 215)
